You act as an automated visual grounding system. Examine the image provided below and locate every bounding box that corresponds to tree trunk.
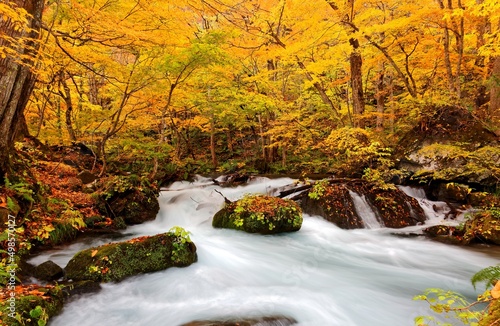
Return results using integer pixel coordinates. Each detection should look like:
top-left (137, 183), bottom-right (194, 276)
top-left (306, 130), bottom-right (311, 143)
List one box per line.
top-left (349, 39), bottom-right (365, 128)
top-left (376, 63), bottom-right (385, 131)
top-left (59, 74), bottom-right (77, 142)
top-left (490, 56), bottom-right (500, 135)
top-left (15, 115), bottom-right (30, 141)
top-left (0, 0), bottom-right (44, 181)
top-left (210, 113), bottom-right (217, 169)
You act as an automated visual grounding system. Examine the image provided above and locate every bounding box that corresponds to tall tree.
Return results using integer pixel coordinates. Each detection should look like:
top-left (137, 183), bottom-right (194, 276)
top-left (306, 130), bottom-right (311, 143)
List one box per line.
top-left (0, 0), bottom-right (44, 181)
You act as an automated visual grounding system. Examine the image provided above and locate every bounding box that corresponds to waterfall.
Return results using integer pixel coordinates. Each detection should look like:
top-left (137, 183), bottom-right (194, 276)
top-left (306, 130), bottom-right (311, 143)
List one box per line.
top-left (348, 190), bottom-right (383, 229)
top-left (398, 186), bottom-right (468, 225)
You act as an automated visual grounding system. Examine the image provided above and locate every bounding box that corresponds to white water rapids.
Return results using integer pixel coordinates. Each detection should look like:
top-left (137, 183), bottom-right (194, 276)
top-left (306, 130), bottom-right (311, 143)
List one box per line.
top-left (33, 177), bottom-right (498, 326)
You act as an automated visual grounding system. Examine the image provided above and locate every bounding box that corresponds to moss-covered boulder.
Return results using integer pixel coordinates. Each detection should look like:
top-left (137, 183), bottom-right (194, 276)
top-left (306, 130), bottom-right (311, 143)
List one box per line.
top-left (95, 175), bottom-right (159, 226)
top-left (64, 227), bottom-right (197, 282)
top-left (462, 209), bottom-right (500, 245)
top-left (0, 285), bottom-right (63, 326)
top-left (301, 183), bottom-right (362, 229)
top-left (212, 195), bottom-right (302, 234)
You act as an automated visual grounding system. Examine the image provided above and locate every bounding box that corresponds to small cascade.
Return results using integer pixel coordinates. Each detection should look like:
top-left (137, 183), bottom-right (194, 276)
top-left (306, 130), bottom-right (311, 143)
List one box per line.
top-left (348, 190), bottom-right (383, 229)
top-left (398, 186), bottom-right (465, 225)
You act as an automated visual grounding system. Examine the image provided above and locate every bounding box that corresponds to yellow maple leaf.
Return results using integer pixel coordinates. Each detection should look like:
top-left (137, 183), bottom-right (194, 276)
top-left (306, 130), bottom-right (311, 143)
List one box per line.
top-left (91, 249), bottom-right (98, 257)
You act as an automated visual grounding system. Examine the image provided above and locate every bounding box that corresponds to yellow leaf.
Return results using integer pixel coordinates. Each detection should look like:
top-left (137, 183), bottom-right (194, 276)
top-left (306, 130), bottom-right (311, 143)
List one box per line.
top-left (91, 249), bottom-right (98, 257)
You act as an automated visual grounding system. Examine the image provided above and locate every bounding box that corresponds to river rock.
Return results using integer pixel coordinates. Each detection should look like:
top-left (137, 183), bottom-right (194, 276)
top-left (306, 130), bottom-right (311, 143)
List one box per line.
top-left (301, 180), bottom-right (426, 229)
top-left (422, 225), bottom-right (464, 245)
top-left (64, 229), bottom-right (197, 282)
top-left (33, 260), bottom-right (64, 281)
top-left (182, 316), bottom-right (297, 326)
top-left (463, 209), bottom-right (500, 245)
top-left (95, 175), bottom-right (159, 225)
top-left (212, 195), bottom-right (302, 234)
top-left (60, 280), bottom-right (101, 299)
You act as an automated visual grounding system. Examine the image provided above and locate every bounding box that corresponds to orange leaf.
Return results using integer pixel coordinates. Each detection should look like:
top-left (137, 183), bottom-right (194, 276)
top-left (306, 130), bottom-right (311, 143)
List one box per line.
top-left (492, 281), bottom-right (500, 299)
top-left (91, 249), bottom-right (98, 257)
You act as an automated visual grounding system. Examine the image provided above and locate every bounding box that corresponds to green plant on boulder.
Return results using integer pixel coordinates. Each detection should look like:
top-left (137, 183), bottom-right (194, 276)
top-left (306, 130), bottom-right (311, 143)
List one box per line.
top-left (64, 228), bottom-right (197, 282)
top-left (169, 226), bottom-right (193, 264)
top-left (212, 195), bottom-right (302, 234)
top-left (308, 179), bottom-right (329, 200)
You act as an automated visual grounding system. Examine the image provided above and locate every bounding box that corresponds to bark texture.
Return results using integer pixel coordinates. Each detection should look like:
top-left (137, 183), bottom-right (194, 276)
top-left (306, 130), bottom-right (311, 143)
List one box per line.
top-left (0, 0), bottom-right (44, 180)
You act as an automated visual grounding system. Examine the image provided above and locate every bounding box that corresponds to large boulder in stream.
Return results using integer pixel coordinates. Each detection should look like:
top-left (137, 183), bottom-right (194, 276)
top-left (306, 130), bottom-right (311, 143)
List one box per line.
top-left (95, 175), bottom-right (159, 226)
top-left (64, 228), bottom-right (197, 282)
top-left (182, 316), bottom-right (297, 326)
top-left (301, 179), bottom-right (426, 229)
top-left (212, 195), bottom-right (302, 234)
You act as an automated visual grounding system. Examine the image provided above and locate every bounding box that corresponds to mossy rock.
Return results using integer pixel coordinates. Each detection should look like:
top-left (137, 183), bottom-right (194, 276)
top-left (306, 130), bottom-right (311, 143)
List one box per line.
top-left (212, 195), bottom-right (302, 234)
top-left (64, 228), bottom-right (197, 282)
top-left (463, 209), bottom-right (500, 245)
top-left (301, 184), bottom-right (363, 229)
top-left (301, 180), bottom-right (426, 229)
top-left (0, 286), bottom-right (63, 326)
top-left (422, 225), bottom-right (465, 245)
top-left (95, 175), bottom-right (159, 225)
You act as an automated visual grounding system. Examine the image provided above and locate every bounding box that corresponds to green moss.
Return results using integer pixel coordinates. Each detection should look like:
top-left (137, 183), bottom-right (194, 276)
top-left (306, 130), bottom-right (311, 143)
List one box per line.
top-left (412, 144), bottom-right (500, 186)
top-left (65, 228), bottom-right (196, 282)
top-left (0, 287), bottom-right (63, 326)
top-left (212, 195), bottom-right (302, 234)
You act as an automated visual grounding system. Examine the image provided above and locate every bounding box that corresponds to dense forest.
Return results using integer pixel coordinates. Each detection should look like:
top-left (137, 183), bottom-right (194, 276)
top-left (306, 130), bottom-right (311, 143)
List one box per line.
top-left (1, 0), bottom-right (498, 178)
top-left (1, 0), bottom-right (499, 325)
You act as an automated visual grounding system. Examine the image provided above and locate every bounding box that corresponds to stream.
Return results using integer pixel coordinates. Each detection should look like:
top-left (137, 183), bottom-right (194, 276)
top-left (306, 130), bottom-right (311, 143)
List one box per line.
top-left (30, 176), bottom-right (499, 325)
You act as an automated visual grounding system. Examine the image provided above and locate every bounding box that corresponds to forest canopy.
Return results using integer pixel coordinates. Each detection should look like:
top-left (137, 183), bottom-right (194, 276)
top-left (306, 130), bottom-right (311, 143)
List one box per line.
top-left (1, 0), bottom-right (499, 177)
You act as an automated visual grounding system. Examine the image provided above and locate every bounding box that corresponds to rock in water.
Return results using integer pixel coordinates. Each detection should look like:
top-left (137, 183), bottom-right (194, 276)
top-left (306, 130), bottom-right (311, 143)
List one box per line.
top-left (212, 195), bottom-right (302, 234)
top-left (182, 316), bottom-right (297, 326)
top-left (33, 260), bottom-right (64, 281)
top-left (64, 228), bottom-right (197, 282)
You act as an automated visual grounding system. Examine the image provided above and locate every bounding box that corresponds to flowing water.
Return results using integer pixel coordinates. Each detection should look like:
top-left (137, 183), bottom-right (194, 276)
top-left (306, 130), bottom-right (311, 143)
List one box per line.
top-left (35, 177), bottom-right (499, 326)
top-left (348, 190), bottom-right (383, 229)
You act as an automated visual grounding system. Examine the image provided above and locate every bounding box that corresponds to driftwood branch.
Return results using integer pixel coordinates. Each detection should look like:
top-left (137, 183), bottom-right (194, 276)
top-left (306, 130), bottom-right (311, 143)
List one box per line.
top-left (214, 189), bottom-right (232, 204)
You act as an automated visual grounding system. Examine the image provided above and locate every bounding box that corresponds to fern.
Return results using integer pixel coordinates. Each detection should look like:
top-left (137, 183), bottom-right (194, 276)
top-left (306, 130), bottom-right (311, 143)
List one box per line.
top-left (471, 264), bottom-right (500, 289)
